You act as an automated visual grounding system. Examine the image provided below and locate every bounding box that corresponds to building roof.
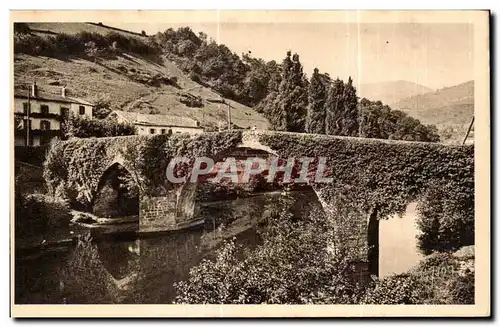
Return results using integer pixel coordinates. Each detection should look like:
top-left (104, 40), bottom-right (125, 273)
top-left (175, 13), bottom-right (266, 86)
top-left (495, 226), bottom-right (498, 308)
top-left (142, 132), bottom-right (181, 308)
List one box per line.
top-left (113, 110), bottom-right (202, 128)
top-left (14, 89), bottom-right (94, 106)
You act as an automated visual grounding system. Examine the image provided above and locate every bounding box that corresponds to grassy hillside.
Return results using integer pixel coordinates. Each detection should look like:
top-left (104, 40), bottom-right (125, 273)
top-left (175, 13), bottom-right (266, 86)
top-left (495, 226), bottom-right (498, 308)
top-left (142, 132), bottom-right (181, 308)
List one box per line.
top-left (393, 81), bottom-right (474, 144)
top-left (358, 80), bottom-right (434, 106)
top-left (14, 23), bottom-right (269, 131)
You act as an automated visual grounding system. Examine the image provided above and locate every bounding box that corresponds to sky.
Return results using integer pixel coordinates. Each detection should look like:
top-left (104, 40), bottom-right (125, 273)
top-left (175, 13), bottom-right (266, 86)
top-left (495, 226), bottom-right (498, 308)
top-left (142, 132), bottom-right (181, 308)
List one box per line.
top-left (110, 22), bottom-right (474, 90)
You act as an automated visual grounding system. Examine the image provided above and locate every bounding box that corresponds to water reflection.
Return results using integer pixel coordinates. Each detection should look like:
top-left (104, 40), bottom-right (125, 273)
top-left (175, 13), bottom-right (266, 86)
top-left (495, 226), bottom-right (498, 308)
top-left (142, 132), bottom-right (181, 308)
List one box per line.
top-left (16, 190), bottom-right (323, 304)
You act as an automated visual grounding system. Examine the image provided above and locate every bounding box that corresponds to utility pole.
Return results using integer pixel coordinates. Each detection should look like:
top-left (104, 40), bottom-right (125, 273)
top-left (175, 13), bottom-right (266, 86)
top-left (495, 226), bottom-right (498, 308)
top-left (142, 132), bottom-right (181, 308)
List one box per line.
top-left (26, 86), bottom-right (31, 146)
top-left (462, 116), bottom-right (475, 145)
top-left (227, 101), bottom-right (232, 131)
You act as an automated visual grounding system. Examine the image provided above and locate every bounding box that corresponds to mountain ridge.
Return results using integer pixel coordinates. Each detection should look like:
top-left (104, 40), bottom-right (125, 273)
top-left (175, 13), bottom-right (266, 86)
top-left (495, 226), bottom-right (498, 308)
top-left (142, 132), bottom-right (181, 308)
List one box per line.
top-left (358, 80), bottom-right (434, 106)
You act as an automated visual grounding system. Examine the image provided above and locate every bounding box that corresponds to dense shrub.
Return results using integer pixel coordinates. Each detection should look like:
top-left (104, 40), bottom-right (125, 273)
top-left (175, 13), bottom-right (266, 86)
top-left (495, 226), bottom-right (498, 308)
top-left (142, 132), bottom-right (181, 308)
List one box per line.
top-left (14, 30), bottom-right (161, 60)
top-left (14, 145), bottom-right (49, 167)
top-left (62, 113), bottom-right (136, 139)
top-left (363, 252), bottom-right (474, 304)
top-left (359, 98), bottom-right (441, 142)
top-left (175, 192), bottom-right (364, 304)
top-left (362, 274), bottom-right (425, 304)
top-left (416, 181), bottom-right (474, 254)
top-left (14, 191), bottom-right (71, 238)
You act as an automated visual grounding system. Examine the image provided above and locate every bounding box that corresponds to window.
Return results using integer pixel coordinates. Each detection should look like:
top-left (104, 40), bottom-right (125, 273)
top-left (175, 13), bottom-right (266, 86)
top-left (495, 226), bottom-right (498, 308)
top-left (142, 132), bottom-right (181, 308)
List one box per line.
top-left (60, 107), bottom-right (69, 117)
top-left (22, 103), bottom-right (29, 115)
top-left (40, 120), bottom-right (51, 131)
top-left (79, 106), bottom-right (85, 115)
top-left (161, 129), bottom-right (166, 134)
top-left (150, 128), bottom-right (155, 134)
top-left (40, 104), bottom-right (49, 115)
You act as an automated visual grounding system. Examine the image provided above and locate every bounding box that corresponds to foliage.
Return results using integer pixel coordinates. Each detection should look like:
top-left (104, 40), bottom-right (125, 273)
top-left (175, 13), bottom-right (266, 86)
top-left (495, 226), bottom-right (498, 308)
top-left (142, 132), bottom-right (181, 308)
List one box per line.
top-left (62, 113), bottom-right (136, 139)
top-left (257, 131), bottom-right (474, 220)
top-left (416, 181), bottom-right (474, 254)
top-left (15, 144), bottom-right (50, 167)
top-left (14, 190), bottom-right (71, 239)
top-left (13, 30), bottom-right (161, 60)
top-left (363, 252), bottom-right (474, 304)
top-left (13, 22), bottom-right (31, 34)
top-left (306, 68), bottom-right (327, 134)
top-left (175, 191), bottom-right (364, 304)
top-left (90, 94), bottom-right (113, 119)
top-left (155, 27), bottom-right (279, 107)
top-left (265, 51), bottom-right (308, 132)
top-left (325, 77), bottom-right (359, 136)
top-left (359, 98), bottom-right (440, 142)
top-left (44, 131), bottom-right (243, 208)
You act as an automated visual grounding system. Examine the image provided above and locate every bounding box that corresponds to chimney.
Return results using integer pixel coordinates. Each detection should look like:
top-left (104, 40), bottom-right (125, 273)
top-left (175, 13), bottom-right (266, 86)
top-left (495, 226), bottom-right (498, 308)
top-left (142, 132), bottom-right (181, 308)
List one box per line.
top-left (31, 81), bottom-right (37, 98)
top-left (61, 86), bottom-right (66, 98)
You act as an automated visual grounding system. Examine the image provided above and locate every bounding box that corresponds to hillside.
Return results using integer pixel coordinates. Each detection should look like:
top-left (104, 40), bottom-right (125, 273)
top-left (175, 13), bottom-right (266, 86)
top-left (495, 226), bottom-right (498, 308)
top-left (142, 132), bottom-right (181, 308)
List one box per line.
top-left (393, 80), bottom-right (474, 125)
top-left (14, 23), bottom-right (269, 131)
top-left (393, 81), bottom-right (474, 144)
top-left (358, 80), bottom-right (434, 106)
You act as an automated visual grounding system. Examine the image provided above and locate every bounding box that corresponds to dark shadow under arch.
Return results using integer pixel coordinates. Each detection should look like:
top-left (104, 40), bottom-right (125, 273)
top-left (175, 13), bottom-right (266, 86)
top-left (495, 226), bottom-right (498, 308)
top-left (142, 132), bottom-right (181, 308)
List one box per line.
top-left (93, 163), bottom-right (139, 218)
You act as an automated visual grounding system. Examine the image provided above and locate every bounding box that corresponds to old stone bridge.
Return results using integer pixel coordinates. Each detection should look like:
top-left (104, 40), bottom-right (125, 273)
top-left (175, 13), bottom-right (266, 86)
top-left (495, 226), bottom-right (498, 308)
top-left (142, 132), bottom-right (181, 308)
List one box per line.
top-left (45, 130), bottom-right (474, 276)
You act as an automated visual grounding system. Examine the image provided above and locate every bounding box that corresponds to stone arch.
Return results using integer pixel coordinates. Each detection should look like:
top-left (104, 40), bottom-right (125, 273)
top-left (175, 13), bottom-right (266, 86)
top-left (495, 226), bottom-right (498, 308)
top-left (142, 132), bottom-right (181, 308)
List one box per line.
top-left (174, 146), bottom-right (327, 234)
top-left (93, 162), bottom-right (139, 219)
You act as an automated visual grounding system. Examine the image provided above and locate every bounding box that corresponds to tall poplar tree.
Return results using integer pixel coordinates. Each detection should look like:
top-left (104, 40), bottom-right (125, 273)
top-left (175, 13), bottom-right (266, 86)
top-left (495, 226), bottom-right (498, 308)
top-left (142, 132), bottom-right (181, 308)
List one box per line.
top-left (306, 68), bottom-right (327, 134)
top-left (341, 77), bottom-right (360, 136)
top-left (325, 78), bottom-right (345, 135)
top-left (267, 51), bottom-right (308, 132)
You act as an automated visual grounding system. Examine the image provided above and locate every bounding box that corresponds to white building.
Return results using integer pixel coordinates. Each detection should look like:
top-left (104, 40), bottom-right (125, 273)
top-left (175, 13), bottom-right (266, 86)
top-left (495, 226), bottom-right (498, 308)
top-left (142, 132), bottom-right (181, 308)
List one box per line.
top-left (108, 110), bottom-right (204, 135)
top-left (14, 83), bottom-right (94, 146)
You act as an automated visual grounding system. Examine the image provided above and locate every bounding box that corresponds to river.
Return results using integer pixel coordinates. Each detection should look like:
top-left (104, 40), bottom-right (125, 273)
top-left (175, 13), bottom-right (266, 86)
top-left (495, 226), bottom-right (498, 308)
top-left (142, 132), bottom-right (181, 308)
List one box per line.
top-left (15, 192), bottom-right (423, 304)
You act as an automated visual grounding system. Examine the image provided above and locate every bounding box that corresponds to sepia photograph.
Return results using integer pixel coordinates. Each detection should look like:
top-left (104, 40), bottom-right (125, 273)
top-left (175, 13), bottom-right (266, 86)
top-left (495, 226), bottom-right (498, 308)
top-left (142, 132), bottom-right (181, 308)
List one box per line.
top-left (10, 10), bottom-right (489, 317)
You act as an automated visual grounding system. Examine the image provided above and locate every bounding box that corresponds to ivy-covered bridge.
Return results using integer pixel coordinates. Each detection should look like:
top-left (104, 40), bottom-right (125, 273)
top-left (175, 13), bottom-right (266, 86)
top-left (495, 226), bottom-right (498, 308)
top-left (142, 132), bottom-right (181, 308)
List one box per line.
top-left (44, 130), bottom-right (474, 276)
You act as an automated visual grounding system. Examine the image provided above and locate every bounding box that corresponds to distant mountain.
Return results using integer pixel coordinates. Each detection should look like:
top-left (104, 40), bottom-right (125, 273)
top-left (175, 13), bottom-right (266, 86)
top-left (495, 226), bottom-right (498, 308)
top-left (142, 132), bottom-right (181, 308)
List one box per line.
top-left (393, 80), bottom-right (474, 144)
top-left (358, 80), bottom-right (434, 106)
top-left (393, 80), bottom-right (474, 125)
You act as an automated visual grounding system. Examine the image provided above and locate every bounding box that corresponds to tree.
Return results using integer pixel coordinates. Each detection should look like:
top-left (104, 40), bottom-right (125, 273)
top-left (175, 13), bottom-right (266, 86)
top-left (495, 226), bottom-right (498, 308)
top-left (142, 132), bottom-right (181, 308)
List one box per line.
top-left (84, 41), bottom-right (100, 62)
top-left (306, 68), bottom-right (328, 134)
top-left (267, 51), bottom-right (308, 132)
top-left (325, 78), bottom-right (345, 135)
top-left (174, 190), bottom-right (364, 304)
top-left (341, 77), bottom-right (360, 136)
top-left (358, 98), bottom-right (440, 142)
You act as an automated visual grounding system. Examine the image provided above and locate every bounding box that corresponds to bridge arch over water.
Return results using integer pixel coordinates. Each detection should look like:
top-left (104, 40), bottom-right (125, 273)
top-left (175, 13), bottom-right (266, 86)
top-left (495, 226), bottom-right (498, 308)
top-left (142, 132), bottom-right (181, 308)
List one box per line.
top-left (46, 130), bottom-right (474, 276)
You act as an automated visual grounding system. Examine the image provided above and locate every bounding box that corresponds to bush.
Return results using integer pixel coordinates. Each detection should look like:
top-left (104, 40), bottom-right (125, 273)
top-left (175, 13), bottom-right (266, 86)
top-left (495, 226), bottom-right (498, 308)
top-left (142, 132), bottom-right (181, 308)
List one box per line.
top-left (13, 30), bottom-right (161, 60)
top-left (14, 192), bottom-right (71, 239)
top-left (15, 145), bottom-right (50, 167)
top-left (174, 192), bottom-right (364, 304)
top-left (363, 252), bottom-right (474, 304)
top-left (362, 274), bottom-right (425, 304)
top-left (416, 181), bottom-right (474, 254)
top-left (62, 113), bottom-right (136, 139)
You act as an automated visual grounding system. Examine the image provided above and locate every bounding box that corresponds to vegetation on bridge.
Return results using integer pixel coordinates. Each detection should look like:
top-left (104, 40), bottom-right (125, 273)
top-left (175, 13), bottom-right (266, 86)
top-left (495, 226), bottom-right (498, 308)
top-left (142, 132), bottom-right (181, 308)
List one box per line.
top-left (45, 130), bottom-right (474, 254)
top-left (257, 131), bottom-right (474, 253)
top-left (43, 132), bottom-right (244, 209)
